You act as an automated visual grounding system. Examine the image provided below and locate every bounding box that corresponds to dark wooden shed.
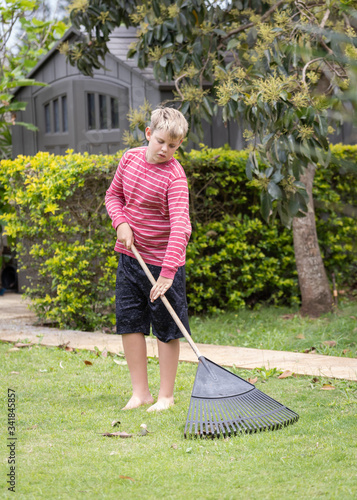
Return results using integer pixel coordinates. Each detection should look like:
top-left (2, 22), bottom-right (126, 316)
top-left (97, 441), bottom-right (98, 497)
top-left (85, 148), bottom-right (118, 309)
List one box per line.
top-left (12, 26), bottom-right (246, 158)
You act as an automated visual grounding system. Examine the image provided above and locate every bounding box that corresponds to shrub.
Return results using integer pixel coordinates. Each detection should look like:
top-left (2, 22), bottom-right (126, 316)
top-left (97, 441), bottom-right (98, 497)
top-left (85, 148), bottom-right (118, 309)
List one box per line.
top-left (0, 145), bottom-right (356, 329)
top-left (0, 151), bottom-right (119, 330)
top-left (185, 215), bottom-right (298, 314)
top-left (313, 144), bottom-right (357, 284)
top-left (181, 145), bottom-right (357, 313)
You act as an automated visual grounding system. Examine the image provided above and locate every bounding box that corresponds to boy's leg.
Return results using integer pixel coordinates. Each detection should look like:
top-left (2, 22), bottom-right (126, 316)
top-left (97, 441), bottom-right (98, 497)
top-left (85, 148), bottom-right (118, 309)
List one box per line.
top-left (121, 333), bottom-right (154, 410)
top-left (147, 338), bottom-right (180, 412)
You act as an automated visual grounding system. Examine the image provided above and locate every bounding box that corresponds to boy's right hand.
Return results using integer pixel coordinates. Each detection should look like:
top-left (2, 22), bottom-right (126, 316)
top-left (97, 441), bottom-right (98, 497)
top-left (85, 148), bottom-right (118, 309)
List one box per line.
top-left (116, 222), bottom-right (134, 250)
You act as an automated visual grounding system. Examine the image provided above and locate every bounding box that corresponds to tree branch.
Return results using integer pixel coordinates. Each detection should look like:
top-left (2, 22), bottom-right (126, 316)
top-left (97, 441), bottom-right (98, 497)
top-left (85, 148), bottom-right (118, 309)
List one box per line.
top-left (302, 57), bottom-right (324, 85)
top-left (199, 36), bottom-right (214, 87)
top-left (174, 73), bottom-right (188, 100)
top-left (295, 1), bottom-right (315, 23)
top-left (221, 0), bottom-right (286, 41)
top-left (342, 12), bottom-right (351, 29)
top-left (296, 2), bottom-right (334, 55)
top-left (320, 9), bottom-right (330, 30)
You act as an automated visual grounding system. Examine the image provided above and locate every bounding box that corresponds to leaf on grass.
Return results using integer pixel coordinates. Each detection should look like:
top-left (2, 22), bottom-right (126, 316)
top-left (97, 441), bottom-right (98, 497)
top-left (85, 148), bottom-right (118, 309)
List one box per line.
top-left (57, 341), bottom-right (70, 350)
top-left (312, 377), bottom-right (319, 383)
top-left (8, 348), bottom-right (20, 352)
top-left (103, 326), bottom-right (116, 334)
top-left (60, 361), bottom-right (64, 369)
top-left (350, 316), bottom-right (356, 320)
top-left (139, 424), bottom-right (149, 436)
top-left (84, 360), bottom-right (93, 366)
top-left (101, 431), bottom-right (133, 438)
top-left (296, 333), bottom-right (305, 339)
top-left (14, 343), bottom-right (32, 348)
top-left (119, 475), bottom-right (135, 481)
top-left (320, 384), bottom-right (336, 390)
top-left (10, 371), bottom-right (20, 375)
top-left (303, 347), bottom-right (317, 354)
top-left (323, 340), bottom-right (337, 347)
top-left (171, 443), bottom-right (178, 449)
top-left (101, 348), bottom-right (108, 358)
top-left (248, 377), bottom-right (258, 384)
top-left (113, 359), bottom-right (127, 365)
top-left (111, 420), bottom-right (121, 428)
top-left (281, 314), bottom-right (296, 320)
top-left (278, 370), bottom-right (293, 379)
top-left (342, 349), bottom-right (350, 355)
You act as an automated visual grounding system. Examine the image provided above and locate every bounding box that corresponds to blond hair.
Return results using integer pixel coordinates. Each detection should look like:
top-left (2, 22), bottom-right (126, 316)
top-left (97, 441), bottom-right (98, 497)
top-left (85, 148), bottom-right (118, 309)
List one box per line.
top-left (149, 107), bottom-right (188, 141)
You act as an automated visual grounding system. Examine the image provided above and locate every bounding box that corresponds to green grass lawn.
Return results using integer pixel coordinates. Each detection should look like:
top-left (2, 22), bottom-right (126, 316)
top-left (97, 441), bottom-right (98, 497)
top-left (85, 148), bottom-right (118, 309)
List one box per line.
top-left (1, 341), bottom-right (357, 499)
top-left (190, 299), bottom-right (357, 358)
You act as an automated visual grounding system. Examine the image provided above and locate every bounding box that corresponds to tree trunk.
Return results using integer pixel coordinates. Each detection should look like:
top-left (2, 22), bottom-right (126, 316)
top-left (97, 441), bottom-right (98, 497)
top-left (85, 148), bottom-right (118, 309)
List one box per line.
top-left (292, 164), bottom-right (333, 317)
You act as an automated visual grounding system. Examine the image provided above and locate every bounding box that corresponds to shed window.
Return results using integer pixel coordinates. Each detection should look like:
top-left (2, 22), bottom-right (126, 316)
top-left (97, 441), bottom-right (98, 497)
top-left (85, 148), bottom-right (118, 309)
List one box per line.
top-left (86, 92), bottom-right (120, 130)
top-left (44, 95), bottom-right (68, 134)
top-left (62, 95), bottom-right (68, 132)
top-left (44, 103), bottom-right (51, 133)
top-left (111, 98), bottom-right (119, 129)
top-left (99, 94), bottom-right (107, 129)
top-left (87, 93), bottom-right (95, 130)
top-left (53, 99), bottom-right (59, 132)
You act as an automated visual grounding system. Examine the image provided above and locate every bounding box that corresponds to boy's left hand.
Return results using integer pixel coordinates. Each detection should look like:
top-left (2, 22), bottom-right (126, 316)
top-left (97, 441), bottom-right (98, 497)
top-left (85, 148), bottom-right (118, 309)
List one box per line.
top-left (150, 276), bottom-right (173, 302)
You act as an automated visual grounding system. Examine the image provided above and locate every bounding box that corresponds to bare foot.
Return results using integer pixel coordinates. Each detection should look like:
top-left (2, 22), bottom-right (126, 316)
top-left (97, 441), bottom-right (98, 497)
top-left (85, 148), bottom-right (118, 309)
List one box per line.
top-left (147, 397), bottom-right (174, 412)
top-left (122, 394), bottom-right (154, 410)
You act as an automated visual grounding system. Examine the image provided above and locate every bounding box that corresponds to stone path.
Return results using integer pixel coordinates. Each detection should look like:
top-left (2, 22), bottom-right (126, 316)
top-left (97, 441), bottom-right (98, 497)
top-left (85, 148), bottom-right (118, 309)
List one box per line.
top-left (1, 293), bottom-right (356, 381)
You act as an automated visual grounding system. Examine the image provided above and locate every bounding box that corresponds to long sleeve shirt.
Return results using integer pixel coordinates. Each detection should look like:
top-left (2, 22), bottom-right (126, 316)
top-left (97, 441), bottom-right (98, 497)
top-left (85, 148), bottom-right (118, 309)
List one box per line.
top-left (105, 146), bottom-right (191, 280)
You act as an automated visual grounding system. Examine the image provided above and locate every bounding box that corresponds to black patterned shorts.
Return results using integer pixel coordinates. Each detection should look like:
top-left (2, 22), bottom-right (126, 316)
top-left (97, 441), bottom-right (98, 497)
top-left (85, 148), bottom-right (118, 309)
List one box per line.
top-left (115, 253), bottom-right (191, 343)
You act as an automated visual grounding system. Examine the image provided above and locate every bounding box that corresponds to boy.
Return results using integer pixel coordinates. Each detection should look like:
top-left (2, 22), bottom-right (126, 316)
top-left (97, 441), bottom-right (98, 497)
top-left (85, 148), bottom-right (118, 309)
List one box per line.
top-left (105, 107), bottom-right (191, 412)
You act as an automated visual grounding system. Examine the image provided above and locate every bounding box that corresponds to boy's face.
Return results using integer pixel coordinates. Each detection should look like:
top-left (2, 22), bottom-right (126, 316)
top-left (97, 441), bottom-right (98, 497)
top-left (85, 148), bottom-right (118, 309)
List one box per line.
top-left (145, 127), bottom-right (183, 164)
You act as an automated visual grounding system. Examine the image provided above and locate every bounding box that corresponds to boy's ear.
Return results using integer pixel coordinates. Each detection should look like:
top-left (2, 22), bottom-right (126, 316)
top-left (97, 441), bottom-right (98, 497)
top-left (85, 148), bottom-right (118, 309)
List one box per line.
top-left (145, 127), bottom-right (151, 141)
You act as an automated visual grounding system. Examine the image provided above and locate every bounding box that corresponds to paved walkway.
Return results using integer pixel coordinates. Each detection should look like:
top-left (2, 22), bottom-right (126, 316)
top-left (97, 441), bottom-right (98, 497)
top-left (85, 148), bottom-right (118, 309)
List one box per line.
top-left (1, 293), bottom-right (356, 381)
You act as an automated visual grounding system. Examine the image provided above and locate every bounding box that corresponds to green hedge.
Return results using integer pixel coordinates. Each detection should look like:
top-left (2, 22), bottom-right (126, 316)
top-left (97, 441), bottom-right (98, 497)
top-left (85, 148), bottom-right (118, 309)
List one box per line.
top-left (185, 215), bottom-right (298, 314)
top-left (0, 151), bottom-right (119, 330)
top-left (0, 145), bottom-right (356, 329)
top-left (184, 145), bottom-right (357, 313)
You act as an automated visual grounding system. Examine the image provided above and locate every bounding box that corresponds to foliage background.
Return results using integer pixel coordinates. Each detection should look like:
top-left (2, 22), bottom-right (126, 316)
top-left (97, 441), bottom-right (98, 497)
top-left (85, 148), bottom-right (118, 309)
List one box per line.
top-left (0, 144), bottom-right (356, 330)
top-left (0, 0), bottom-right (69, 159)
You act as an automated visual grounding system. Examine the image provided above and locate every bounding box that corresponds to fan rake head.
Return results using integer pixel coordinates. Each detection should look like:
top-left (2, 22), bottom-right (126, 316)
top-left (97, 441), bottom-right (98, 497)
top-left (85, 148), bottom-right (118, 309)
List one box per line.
top-left (184, 357), bottom-right (299, 438)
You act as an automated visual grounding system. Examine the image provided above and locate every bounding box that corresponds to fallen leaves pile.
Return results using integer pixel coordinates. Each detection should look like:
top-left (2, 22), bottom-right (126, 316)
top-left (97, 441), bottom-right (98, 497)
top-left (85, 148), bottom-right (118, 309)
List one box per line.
top-left (101, 422), bottom-right (151, 438)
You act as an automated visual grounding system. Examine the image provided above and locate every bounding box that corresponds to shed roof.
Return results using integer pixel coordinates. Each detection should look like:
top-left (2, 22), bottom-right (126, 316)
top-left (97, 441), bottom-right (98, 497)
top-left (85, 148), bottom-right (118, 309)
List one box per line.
top-left (106, 26), bottom-right (155, 82)
top-left (18, 25), bottom-right (174, 92)
top-left (24, 26), bottom-right (81, 80)
top-left (107, 26), bottom-right (175, 90)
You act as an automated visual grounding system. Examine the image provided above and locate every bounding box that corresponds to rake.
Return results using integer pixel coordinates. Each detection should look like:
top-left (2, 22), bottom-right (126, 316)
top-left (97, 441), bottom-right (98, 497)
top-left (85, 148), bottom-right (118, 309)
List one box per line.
top-left (131, 244), bottom-right (299, 438)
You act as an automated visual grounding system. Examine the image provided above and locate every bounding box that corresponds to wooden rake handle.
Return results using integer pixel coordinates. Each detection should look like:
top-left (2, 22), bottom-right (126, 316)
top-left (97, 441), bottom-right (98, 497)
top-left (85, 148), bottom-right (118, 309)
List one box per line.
top-left (131, 243), bottom-right (202, 360)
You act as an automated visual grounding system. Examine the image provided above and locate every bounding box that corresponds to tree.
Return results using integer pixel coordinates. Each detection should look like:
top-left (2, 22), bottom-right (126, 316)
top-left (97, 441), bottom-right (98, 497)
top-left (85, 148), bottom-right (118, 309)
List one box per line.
top-left (67, 0), bottom-right (357, 316)
top-left (0, 0), bottom-right (69, 159)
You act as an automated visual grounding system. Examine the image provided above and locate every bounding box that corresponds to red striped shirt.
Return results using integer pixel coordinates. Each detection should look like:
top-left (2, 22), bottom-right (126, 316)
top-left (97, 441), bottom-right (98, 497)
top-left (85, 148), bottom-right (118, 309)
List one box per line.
top-left (105, 147), bottom-right (192, 279)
